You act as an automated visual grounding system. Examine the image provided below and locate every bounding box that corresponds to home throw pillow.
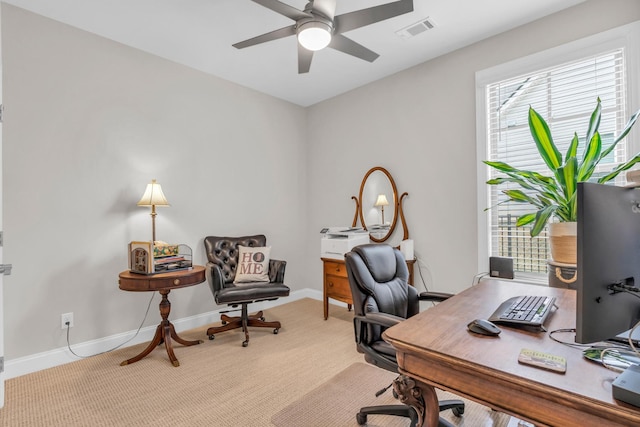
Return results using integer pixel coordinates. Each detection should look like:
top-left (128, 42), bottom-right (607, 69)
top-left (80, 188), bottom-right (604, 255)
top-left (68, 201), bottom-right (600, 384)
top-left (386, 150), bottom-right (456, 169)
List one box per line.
top-left (233, 245), bottom-right (271, 284)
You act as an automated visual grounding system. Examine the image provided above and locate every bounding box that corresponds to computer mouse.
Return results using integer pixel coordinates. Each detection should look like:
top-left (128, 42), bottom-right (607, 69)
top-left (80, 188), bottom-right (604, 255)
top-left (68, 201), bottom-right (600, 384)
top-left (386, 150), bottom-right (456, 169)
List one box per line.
top-left (467, 319), bottom-right (501, 336)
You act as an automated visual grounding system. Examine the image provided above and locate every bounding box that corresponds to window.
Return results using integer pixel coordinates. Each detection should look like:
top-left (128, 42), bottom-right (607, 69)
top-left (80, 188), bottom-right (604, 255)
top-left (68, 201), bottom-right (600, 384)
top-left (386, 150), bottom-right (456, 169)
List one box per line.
top-left (476, 23), bottom-right (640, 280)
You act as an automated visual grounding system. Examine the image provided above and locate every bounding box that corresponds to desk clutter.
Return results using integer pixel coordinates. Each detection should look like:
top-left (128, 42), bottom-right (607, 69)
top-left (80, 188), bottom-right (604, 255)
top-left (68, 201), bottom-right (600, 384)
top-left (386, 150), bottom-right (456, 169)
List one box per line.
top-left (128, 241), bottom-right (192, 274)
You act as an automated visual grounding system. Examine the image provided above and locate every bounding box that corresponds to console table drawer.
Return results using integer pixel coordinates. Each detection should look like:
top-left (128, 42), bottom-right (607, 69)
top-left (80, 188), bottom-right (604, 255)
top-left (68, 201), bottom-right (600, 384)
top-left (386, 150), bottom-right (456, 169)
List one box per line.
top-left (325, 275), bottom-right (352, 301)
top-left (119, 267), bottom-right (206, 291)
top-left (324, 260), bottom-right (348, 278)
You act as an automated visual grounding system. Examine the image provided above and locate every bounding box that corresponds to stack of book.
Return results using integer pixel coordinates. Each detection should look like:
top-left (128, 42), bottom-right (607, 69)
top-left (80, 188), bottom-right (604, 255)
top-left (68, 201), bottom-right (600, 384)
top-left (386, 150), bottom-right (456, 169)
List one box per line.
top-left (154, 254), bottom-right (192, 272)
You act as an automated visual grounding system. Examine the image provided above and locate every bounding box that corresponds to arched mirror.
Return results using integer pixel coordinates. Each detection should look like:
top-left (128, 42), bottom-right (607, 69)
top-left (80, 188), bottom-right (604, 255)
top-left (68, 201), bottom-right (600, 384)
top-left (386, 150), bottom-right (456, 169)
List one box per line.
top-left (352, 166), bottom-right (409, 243)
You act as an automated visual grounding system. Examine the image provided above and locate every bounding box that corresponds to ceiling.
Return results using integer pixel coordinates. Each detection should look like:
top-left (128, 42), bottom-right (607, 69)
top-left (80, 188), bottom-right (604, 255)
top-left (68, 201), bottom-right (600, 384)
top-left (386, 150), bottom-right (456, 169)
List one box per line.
top-left (3, 0), bottom-right (586, 106)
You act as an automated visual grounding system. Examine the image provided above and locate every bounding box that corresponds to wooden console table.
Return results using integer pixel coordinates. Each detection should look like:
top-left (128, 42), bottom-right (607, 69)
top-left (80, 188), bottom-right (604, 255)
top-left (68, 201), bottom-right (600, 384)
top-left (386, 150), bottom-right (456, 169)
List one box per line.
top-left (384, 280), bottom-right (640, 426)
top-left (322, 257), bottom-right (415, 320)
top-left (118, 265), bottom-right (206, 367)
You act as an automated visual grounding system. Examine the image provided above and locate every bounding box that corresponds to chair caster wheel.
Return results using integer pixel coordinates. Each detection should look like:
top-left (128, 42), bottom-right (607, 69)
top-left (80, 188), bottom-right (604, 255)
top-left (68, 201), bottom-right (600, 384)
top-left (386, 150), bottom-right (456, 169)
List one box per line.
top-left (242, 341), bottom-right (249, 347)
top-left (208, 335), bottom-right (215, 341)
top-left (356, 412), bottom-right (367, 425)
top-left (273, 328), bottom-right (279, 334)
top-left (453, 406), bottom-right (465, 417)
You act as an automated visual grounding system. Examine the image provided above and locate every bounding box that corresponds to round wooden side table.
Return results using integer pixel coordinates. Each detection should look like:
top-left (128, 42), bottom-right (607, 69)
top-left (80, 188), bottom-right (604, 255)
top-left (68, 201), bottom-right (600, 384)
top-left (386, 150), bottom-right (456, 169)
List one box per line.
top-left (118, 265), bottom-right (206, 367)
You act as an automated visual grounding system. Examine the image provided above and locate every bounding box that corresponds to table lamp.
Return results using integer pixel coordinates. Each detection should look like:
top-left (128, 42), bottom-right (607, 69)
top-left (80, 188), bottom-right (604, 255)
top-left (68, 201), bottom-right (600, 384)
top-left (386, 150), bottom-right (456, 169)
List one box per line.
top-left (374, 194), bottom-right (389, 224)
top-left (137, 179), bottom-right (170, 243)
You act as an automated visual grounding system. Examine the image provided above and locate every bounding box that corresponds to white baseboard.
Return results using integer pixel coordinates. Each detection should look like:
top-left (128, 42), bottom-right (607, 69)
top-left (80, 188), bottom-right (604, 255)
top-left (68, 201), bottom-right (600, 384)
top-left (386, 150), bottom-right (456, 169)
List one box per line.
top-left (5, 288), bottom-right (327, 379)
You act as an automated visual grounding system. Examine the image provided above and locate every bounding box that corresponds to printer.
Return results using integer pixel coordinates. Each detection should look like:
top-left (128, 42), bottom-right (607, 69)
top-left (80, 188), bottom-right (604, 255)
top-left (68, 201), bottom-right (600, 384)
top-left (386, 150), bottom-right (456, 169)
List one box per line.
top-left (321, 227), bottom-right (370, 260)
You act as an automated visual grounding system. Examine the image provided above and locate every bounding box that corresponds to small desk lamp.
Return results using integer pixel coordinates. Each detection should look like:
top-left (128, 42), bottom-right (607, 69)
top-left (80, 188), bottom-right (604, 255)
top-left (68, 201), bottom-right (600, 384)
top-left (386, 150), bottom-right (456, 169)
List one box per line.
top-left (137, 179), bottom-right (170, 243)
top-left (374, 194), bottom-right (389, 224)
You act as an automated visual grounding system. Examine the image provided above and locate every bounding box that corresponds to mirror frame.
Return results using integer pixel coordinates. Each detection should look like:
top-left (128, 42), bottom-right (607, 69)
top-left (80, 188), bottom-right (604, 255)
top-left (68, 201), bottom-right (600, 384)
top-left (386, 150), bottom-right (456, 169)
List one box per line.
top-left (352, 166), bottom-right (409, 243)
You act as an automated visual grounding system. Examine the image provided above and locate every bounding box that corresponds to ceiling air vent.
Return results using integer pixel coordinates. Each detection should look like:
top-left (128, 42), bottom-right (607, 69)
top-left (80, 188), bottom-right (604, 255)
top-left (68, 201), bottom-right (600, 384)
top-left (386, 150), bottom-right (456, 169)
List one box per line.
top-left (395, 17), bottom-right (437, 39)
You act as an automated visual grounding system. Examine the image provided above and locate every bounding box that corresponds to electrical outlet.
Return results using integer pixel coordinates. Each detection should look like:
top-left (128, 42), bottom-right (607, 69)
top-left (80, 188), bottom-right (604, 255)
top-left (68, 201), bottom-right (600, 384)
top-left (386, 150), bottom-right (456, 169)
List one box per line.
top-left (61, 312), bottom-right (74, 329)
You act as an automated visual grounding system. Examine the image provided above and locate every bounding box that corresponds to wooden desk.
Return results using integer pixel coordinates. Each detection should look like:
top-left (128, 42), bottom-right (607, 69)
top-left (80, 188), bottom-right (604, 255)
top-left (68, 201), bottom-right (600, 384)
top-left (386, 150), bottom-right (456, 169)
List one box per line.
top-left (118, 265), bottom-right (206, 367)
top-left (383, 280), bottom-right (640, 427)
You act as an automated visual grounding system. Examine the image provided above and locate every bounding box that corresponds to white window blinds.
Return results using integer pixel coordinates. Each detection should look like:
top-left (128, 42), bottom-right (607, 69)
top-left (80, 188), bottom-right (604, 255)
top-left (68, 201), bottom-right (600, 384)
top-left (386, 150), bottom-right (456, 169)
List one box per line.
top-left (485, 48), bottom-right (627, 273)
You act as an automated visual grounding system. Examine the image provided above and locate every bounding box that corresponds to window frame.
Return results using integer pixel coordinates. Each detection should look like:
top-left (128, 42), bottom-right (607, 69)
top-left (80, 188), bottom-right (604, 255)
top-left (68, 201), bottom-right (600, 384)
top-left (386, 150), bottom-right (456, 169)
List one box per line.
top-left (475, 21), bottom-right (640, 283)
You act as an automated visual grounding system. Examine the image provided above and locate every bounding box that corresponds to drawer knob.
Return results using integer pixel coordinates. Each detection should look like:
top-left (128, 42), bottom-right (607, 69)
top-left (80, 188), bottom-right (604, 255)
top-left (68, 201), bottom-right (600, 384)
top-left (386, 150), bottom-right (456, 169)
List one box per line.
top-left (173, 279), bottom-right (180, 285)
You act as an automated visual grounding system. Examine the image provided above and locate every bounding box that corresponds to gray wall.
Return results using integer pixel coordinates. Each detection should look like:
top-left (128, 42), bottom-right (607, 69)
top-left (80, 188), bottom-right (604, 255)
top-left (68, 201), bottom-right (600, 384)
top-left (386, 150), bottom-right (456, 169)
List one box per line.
top-left (2, 5), bottom-right (307, 359)
top-left (306, 0), bottom-right (640, 295)
top-left (3, 0), bottom-right (640, 362)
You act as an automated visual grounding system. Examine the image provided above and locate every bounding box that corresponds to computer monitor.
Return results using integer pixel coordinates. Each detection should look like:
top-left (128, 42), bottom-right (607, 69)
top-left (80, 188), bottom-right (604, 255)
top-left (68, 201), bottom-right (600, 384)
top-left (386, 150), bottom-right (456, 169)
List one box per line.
top-left (576, 182), bottom-right (640, 344)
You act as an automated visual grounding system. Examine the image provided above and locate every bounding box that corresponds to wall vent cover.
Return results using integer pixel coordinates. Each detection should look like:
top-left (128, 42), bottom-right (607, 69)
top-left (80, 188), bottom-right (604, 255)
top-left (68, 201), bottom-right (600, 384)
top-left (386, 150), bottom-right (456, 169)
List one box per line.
top-left (395, 17), bottom-right (436, 39)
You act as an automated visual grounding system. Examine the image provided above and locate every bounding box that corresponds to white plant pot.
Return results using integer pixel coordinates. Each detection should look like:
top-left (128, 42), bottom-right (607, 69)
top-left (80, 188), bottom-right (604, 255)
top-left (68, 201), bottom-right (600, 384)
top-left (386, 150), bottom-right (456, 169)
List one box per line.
top-left (549, 222), bottom-right (577, 265)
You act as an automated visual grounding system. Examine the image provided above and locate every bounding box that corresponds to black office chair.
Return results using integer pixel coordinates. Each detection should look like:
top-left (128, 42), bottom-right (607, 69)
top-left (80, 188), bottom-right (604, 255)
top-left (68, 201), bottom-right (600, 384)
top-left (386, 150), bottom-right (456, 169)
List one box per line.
top-left (203, 235), bottom-right (290, 347)
top-left (345, 244), bottom-right (464, 427)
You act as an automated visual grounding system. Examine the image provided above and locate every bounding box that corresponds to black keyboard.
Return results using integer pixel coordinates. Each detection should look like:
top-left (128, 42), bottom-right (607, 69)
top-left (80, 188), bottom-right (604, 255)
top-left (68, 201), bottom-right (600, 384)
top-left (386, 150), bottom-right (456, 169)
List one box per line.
top-left (489, 295), bottom-right (556, 327)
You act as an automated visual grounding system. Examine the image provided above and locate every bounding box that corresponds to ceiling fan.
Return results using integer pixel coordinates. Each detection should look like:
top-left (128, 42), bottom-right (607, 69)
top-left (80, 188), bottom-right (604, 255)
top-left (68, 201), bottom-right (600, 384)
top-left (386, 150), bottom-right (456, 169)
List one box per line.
top-left (233, 0), bottom-right (414, 73)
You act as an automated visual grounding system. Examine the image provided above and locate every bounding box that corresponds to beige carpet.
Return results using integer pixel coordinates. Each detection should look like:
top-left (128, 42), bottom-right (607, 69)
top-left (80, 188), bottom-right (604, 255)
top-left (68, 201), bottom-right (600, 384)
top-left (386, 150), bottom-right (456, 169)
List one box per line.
top-left (0, 298), bottom-right (508, 426)
top-left (272, 362), bottom-right (510, 427)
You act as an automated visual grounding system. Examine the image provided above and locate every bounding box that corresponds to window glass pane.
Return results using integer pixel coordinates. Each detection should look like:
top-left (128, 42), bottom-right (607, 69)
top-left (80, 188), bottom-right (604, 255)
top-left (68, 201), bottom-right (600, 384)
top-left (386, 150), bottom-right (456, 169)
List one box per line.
top-left (486, 49), bottom-right (627, 273)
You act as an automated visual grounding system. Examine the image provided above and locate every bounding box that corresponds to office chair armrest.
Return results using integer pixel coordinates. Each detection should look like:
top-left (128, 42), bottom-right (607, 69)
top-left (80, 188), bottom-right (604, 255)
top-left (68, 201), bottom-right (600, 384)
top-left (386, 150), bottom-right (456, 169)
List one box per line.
top-left (356, 312), bottom-right (404, 329)
top-left (418, 291), bottom-right (454, 302)
top-left (353, 312), bottom-right (404, 345)
top-left (206, 262), bottom-right (226, 293)
top-left (268, 258), bottom-right (287, 283)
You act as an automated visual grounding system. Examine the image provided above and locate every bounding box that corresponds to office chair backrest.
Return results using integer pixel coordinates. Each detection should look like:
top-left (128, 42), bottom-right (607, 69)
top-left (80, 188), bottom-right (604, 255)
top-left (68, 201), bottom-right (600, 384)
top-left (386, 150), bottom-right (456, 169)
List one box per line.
top-left (204, 235), bottom-right (267, 284)
top-left (346, 244), bottom-right (419, 343)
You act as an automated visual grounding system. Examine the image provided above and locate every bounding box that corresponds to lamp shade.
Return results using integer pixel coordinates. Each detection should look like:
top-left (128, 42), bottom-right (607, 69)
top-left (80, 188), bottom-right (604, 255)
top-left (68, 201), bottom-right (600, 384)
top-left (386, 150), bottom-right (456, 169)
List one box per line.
top-left (137, 179), bottom-right (170, 207)
top-left (297, 21), bottom-right (332, 51)
top-left (374, 194), bottom-right (389, 207)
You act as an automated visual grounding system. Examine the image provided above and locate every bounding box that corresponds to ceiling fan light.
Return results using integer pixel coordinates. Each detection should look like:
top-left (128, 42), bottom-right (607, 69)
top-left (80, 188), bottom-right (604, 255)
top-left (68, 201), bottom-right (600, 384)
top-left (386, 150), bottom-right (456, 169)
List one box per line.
top-left (297, 21), bottom-right (332, 51)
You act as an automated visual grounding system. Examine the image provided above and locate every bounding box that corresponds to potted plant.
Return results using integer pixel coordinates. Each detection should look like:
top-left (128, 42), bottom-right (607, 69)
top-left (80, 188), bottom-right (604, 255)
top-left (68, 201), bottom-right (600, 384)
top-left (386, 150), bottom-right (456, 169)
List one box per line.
top-left (485, 98), bottom-right (640, 264)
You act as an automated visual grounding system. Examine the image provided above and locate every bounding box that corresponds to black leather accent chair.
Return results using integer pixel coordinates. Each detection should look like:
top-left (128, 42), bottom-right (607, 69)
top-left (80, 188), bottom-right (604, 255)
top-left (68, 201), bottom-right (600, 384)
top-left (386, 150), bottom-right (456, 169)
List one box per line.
top-left (203, 235), bottom-right (290, 347)
top-left (345, 244), bottom-right (465, 427)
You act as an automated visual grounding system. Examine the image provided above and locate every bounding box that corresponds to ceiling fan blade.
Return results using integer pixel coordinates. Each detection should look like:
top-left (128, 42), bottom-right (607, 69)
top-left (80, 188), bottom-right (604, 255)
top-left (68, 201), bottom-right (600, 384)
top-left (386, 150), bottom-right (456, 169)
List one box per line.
top-left (251, 0), bottom-right (312, 21)
top-left (334, 0), bottom-right (413, 34)
top-left (311, 0), bottom-right (336, 20)
top-left (298, 44), bottom-right (314, 74)
top-left (328, 34), bottom-right (379, 62)
top-left (233, 25), bottom-right (296, 49)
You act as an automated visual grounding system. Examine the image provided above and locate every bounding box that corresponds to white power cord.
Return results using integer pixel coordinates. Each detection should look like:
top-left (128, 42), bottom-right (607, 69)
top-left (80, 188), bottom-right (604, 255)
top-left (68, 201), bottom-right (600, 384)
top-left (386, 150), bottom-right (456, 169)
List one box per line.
top-left (64, 292), bottom-right (156, 359)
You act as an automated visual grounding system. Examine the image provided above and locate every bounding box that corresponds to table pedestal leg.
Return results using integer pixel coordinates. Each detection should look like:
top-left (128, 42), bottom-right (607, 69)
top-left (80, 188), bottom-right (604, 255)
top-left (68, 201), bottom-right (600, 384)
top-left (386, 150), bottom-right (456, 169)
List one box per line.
top-left (393, 375), bottom-right (440, 427)
top-left (120, 289), bottom-right (203, 367)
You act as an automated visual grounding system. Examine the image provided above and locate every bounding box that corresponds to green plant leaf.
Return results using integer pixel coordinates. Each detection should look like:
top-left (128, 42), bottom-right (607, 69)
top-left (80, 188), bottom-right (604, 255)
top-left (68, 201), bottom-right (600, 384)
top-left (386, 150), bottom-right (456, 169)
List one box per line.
top-left (585, 98), bottom-right (601, 147)
top-left (486, 177), bottom-right (509, 185)
top-left (503, 189), bottom-right (535, 203)
top-left (566, 132), bottom-right (579, 159)
top-left (614, 108), bottom-right (640, 144)
top-left (599, 108), bottom-right (640, 164)
top-left (528, 106), bottom-right (562, 170)
top-left (530, 205), bottom-right (556, 237)
top-left (483, 199), bottom-right (515, 212)
top-left (516, 213), bottom-right (536, 226)
top-left (568, 192), bottom-right (577, 222)
top-left (578, 132), bottom-right (602, 181)
top-left (598, 152), bottom-right (640, 183)
top-left (560, 157), bottom-right (577, 201)
top-left (485, 162), bottom-right (560, 197)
